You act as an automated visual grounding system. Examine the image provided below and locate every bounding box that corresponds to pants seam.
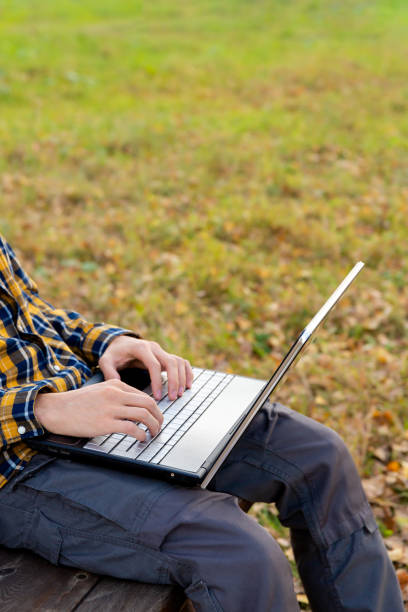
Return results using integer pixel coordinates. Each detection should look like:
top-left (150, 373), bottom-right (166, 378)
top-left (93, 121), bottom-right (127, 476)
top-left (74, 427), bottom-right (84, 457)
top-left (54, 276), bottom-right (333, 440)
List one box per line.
top-left (58, 524), bottom-right (160, 551)
top-left (237, 449), bottom-right (328, 549)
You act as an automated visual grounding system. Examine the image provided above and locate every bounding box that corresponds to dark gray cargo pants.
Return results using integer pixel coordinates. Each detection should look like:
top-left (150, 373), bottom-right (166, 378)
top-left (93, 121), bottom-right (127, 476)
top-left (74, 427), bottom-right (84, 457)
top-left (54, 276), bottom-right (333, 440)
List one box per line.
top-left (0, 401), bottom-right (403, 611)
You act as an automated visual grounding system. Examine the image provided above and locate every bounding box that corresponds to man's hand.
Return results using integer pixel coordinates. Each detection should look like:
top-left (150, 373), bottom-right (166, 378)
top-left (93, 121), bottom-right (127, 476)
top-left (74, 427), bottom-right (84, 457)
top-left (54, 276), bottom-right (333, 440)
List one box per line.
top-left (34, 337), bottom-right (193, 440)
top-left (35, 379), bottom-right (164, 441)
top-left (99, 336), bottom-right (193, 401)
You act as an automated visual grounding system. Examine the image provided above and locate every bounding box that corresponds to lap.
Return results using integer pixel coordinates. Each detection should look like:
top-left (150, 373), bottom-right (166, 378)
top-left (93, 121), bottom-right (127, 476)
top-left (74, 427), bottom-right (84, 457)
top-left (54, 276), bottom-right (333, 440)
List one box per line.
top-left (0, 401), bottom-right (347, 537)
top-left (0, 452), bottom-right (252, 570)
top-left (0, 452), bottom-right (291, 612)
top-left (0, 441), bottom-right (302, 611)
top-left (0, 401), bottom-right (354, 572)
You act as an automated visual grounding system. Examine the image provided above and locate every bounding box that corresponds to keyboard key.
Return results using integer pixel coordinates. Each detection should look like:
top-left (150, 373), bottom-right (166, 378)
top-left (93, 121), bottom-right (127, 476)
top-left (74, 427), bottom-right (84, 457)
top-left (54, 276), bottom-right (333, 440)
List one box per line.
top-left (110, 440), bottom-right (132, 456)
top-left (152, 447), bottom-right (171, 463)
top-left (129, 441), bottom-right (148, 457)
top-left (110, 446), bottom-right (131, 458)
top-left (138, 447), bottom-right (161, 461)
top-left (89, 435), bottom-right (108, 445)
top-left (125, 445), bottom-right (145, 459)
top-left (155, 430), bottom-right (175, 444)
top-left (171, 431), bottom-right (185, 443)
top-left (100, 437), bottom-right (120, 451)
top-left (83, 442), bottom-right (105, 452)
top-left (110, 433), bottom-right (126, 440)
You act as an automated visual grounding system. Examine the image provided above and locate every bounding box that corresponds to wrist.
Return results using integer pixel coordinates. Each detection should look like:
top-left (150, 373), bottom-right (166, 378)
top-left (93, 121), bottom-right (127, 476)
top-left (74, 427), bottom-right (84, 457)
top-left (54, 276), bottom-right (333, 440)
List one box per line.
top-left (34, 391), bottom-right (65, 431)
top-left (34, 392), bottom-right (51, 428)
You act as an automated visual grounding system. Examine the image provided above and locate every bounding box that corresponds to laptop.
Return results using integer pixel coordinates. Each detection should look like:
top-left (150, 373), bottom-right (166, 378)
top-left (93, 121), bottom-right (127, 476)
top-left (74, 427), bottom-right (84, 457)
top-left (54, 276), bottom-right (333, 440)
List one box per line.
top-left (28, 262), bottom-right (364, 488)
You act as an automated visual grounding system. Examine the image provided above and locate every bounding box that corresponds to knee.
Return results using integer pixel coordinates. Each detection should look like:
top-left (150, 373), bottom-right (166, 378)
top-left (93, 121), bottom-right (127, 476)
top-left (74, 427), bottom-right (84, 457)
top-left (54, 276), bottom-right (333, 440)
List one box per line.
top-left (167, 493), bottom-right (298, 608)
top-left (189, 509), bottom-right (297, 610)
top-left (201, 495), bottom-right (293, 579)
top-left (308, 423), bottom-right (366, 507)
top-left (318, 425), bottom-right (356, 475)
top-left (230, 517), bottom-right (298, 607)
top-left (233, 513), bottom-right (293, 579)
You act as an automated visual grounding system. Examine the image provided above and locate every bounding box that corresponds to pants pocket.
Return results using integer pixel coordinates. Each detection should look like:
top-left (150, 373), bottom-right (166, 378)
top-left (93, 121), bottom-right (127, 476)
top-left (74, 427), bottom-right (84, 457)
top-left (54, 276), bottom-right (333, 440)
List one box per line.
top-left (14, 456), bottom-right (174, 537)
top-left (26, 509), bottom-right (62, 566)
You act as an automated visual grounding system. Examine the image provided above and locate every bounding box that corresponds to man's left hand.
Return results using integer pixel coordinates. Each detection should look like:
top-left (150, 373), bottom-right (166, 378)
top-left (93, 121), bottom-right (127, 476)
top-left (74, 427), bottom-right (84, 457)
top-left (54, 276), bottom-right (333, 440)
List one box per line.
top-left (99, 336), bottom-right (193, 401)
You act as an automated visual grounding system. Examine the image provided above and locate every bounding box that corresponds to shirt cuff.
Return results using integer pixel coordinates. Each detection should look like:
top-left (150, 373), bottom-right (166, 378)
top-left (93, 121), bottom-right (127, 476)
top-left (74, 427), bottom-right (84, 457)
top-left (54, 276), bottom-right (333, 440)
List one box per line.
top-left (0, 381), bottom-right (57, 445)
top-left (81, 324), bottom-right (140, 365)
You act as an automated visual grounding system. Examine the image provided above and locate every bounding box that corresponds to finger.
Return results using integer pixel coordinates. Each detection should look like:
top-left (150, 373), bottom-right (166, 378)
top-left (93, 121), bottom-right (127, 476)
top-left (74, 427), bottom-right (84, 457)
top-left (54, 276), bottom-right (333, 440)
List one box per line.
top-left (142, 350), bottom-right (163, 402)
top-left (162, 355), bottom-right (179, 401)
top-left (99, 360), bottom-right (121, 381)
top-left (176, 357), bottom-right (186, 396)
top-left (149, 344), bottom-right (179, 401)
top-left (118, 405), bottom-right (161, 437)
top-left (184, 359), bottom-right (194, 388)
top-left (114, 419), bottom-right (148, 441)
top-left (119, 390), bottom-right (163, 427)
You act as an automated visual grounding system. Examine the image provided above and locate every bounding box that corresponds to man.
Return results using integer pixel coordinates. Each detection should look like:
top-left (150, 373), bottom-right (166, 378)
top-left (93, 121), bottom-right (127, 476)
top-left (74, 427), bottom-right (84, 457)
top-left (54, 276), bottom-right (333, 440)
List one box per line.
top-left (0, 233), bottom-right (403, 611)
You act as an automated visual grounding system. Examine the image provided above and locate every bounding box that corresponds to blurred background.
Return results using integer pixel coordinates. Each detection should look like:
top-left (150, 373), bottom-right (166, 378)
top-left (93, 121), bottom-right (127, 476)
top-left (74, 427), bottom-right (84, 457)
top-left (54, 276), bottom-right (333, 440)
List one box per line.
top-left (0, 1), bottom-right (407, 606)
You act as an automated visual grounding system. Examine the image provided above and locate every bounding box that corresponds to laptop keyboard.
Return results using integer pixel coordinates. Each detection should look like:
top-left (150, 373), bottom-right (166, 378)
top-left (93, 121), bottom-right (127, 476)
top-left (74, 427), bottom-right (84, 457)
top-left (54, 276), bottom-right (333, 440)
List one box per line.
top-left (84, 368), bottom-right (234, 464)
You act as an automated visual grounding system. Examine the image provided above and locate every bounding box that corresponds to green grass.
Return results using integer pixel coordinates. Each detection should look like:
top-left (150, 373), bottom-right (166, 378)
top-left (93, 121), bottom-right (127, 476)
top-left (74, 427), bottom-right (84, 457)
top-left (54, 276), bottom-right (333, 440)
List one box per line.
top-left (1, 0), bottom-right (407, 594)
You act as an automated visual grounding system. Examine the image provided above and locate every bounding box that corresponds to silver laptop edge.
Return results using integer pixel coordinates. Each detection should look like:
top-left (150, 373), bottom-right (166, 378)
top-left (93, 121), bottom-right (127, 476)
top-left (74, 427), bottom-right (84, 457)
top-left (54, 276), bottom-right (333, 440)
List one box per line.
top-left (200, 261), bottom-right (365, 488)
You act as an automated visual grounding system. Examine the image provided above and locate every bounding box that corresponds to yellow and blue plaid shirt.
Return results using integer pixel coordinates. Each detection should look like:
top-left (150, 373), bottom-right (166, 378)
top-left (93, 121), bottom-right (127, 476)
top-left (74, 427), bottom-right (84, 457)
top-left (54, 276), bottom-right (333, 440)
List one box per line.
top-left (0, 234), bottom-right (131, 489)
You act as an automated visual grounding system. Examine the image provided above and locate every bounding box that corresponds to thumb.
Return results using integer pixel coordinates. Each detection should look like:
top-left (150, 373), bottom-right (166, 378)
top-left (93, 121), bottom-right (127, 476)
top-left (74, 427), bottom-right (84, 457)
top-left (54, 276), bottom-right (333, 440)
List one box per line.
top-left (99, 360), bottom-right (121, 381)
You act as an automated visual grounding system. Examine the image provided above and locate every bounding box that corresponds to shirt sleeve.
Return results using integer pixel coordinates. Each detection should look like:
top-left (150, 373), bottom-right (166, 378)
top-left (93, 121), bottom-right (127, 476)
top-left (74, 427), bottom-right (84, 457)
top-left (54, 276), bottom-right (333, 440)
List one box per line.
top-left (30, 294), bottom-right (139, 366)
top-left (4, 239), bottom-right (139, 366)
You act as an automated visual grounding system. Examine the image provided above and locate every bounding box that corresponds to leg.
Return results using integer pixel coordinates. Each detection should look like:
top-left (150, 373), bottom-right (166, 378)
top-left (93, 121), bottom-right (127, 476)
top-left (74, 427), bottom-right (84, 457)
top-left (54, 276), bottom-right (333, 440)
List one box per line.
top-left (145, 485), bottom-right (300, 611)
top-left (0, 453), bottom-right (299, 612)
top-left (209, 401), bottom-right (404, 612)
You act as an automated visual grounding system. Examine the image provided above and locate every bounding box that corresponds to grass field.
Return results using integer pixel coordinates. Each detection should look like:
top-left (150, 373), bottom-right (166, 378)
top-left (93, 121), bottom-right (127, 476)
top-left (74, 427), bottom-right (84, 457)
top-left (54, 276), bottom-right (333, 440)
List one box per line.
top-left (1, 0), bottom-right (407, 604)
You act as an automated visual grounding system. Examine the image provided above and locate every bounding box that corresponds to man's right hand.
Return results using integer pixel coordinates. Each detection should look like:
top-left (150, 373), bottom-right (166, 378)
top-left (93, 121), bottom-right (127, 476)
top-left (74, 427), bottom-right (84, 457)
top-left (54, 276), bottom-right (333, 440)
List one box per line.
top-left (34, 380), bottom-right (163, 441)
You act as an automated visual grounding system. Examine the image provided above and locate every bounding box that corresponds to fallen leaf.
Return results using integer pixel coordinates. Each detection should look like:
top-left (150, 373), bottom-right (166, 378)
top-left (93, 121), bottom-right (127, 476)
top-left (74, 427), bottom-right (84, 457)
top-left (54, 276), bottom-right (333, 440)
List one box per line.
top-left (371, 447), bottom-right (388, 463)
top-left (373, 347), bottom-right (393, 364)
top-left (362, 475), bottom-right (386, 500)
top-left (236, 317), bottom-right (251, 331)
top-left (372, 410), bottom-right (394, 425)
top-left (387, 461), bottom-right (400, 472)
top-left (385, 537), bottom-right (408, 564)
top-left (397, 568), bottom-right (408, 589)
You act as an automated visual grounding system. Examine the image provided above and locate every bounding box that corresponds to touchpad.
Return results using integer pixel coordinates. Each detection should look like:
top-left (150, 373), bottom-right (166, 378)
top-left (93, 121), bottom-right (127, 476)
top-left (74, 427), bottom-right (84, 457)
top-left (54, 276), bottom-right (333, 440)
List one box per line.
top-left (119, 367), bottom-right (151, 390)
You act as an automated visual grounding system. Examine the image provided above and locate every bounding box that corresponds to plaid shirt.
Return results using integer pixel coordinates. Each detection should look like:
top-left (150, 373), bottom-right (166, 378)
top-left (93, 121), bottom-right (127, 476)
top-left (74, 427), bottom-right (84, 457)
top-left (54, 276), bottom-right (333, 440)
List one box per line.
top-left (0, 234), bottom-right (132, 488)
